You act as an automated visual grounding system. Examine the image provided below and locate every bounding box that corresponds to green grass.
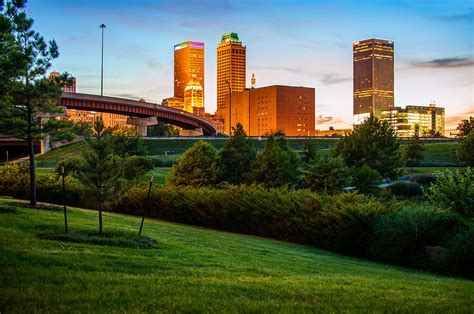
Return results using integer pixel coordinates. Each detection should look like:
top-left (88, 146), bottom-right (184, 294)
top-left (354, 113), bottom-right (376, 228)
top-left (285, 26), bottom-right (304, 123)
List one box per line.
top-left (0, 198), bottom-right (473, 312)
top-left (416, 142), bottom-right (460, 166)
top-left (404, 166), bottom-right (466, 175)
top-left (139, 167), bottom-right (171, 185)
top-left (36, 141), bottom-right (88, 167)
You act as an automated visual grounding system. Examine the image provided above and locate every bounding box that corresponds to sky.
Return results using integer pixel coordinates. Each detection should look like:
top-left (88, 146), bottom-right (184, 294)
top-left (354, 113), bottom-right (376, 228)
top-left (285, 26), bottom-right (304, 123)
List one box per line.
top-left (26, 0), bottom-right (473, 130)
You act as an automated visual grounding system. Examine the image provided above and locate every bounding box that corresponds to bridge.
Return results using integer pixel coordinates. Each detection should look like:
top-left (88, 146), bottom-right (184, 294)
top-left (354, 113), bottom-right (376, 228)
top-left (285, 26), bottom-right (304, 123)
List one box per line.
top-left (59, 92), bottom-right (217, 135)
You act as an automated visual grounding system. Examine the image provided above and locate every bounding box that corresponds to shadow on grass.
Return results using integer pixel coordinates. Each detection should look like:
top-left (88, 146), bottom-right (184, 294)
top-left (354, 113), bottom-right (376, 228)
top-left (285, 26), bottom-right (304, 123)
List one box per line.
top-left (8, 201), bottom-right (62, 211)
top-left (39, 230), bottom-right (157, 249)
top-left (0, 203), bottom-right (17, 214)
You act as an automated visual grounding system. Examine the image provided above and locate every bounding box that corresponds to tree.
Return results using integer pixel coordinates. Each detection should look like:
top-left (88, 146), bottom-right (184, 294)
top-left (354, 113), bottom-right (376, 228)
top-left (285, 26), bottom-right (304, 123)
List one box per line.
top-left (301, 138), bottom-right (318, 164)
top-left (168, 140), bottom-right (219, 187)
top-left (351, 165), bottom-right (381, 194)
top-left (404, 135), bottom-right (425, 169)
top-left (110, 133), bottom-right (147, 157)
top-left (456, 118), bottom-right (473, 138)
top-left (333, 115), bottom-right (402, 178)
top-left (122, 156), bottom-right (154, 181)
top-left (75, 119), bottom-right (123, 235)
top-left (249, 137), bottom-right (300, 188)
top-left (0, 1), bottom-right (72, 206)
top-left (218, 123), bottom-right (257, 184)
top-left (301, 156), bottom-right (350, 193)
top-left (147, 122), bottom-right (178, 136)
top-left (457, 132), bottom-right (474, 166)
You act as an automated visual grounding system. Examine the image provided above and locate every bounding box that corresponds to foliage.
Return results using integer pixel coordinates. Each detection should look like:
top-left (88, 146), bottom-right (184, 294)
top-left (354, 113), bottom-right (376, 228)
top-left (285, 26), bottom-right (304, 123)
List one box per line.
top-left (388, 181), bottom-right (423, 198)
top-left (301, 156), bottom-right (350, 193)
top-left (122, 156), bottom-right (154, 181)
top-left (456, 118), bottom-right (473, 138)
top-left (301, 138), bottom-right (318, 164)
top-left (351, 165), bottom-right (381, 194)
top-left (333, 115), bottom-right (402, 178)
top-left (110, 134), bottom-right (147, 157)
top-left (249, 137), bottom-right (300, 188)
top-left (147, 122), bottom-right (178, 136)
top-left (0, 0), bottom-right (73, 205)
top-left (44, 118), bottom-right (76, 149)
top-left (369, 207), bottom-right (463, 266)
top-left (457, 131), bottom-right (474, 166)
top-left (74, 119), bottom-right (123, 235)
top-left (55, 156), bottom-right (83, 176)
top-left (218, 123), bottom-right (256, 184)
top-left (404, 135), bottom-right (425, 168)
top-left (411, 174), bottom-right (436, 186)
top-left (148, 155), bottom-right (178, 167)
top-left (168, 140), bottom-right (219, 187)
top-left (434, 223), bottom-right (474, 278)
top-left (0, 161), bottom-right (30, 198)
top-left (423, 168), bottom-right (474, 218)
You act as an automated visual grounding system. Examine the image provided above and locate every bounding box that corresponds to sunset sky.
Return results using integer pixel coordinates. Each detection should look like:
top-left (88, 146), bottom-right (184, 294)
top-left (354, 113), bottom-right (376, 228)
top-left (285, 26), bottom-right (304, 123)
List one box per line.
top-left (28, 0), bottom-right (473, 130)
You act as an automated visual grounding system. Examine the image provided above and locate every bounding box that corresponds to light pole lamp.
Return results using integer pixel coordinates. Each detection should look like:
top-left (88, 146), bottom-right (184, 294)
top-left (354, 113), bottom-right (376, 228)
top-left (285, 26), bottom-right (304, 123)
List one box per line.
top-left (99, 24), bottom-right (106, 97)
top-left (225, 80), bottom-right (232, 136)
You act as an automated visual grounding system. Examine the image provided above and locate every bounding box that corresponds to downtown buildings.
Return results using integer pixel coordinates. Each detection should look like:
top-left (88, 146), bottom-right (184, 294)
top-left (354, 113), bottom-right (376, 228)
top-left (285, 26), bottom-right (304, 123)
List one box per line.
top-left (353, 38), bottom-right (394, 124)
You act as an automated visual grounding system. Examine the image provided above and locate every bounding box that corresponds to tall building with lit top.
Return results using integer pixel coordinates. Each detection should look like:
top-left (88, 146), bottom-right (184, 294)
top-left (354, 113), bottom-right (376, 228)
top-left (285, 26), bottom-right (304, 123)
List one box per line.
top-left (174, 41), bottom-right (204, 103)
top-left (353, 38), bottom-right (394, 124)
top-left (183, 76), bottom-right (204, 116)
top-left (216, 32), bottom-right (246, 121)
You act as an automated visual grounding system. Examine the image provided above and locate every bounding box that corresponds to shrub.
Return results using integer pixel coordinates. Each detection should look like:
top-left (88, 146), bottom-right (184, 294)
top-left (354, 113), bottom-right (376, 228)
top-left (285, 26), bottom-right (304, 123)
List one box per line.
top-left (55, 156), bottom-right (83, 176)
top-left (434, 223), bottom-right (474, 279)
top-left (168, 140), bottom-right (219, 187)
top-left (369, 207), bottom-right (462, 266)
top-left (457, 132), bottom-right (474, 166)
top-left (0, 162), bottom-right (30, 198)
top-left (389, 181), bottom-right (423, 198)
top-left (423, 168), bottom-right (474, 218)
top-left (351, 165), bottom-right (381, 194)
top-left (301, 157), bottom-right (350, 193)
top-left (411, 174), bottom-right (436, 186)
top-left (122, 156), bottom-right (154, 180)
top-left (110, 134), bottom-right (147, 157)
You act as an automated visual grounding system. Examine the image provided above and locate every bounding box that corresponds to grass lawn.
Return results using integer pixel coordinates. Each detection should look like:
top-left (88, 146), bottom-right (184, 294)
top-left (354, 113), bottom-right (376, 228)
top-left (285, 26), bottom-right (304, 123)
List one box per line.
top-left (0, 198), bottom-right (472, 312)
top-left (404, 166), bottom-right (467, 175)
top-left (139, 167), bottom-right (172, 185)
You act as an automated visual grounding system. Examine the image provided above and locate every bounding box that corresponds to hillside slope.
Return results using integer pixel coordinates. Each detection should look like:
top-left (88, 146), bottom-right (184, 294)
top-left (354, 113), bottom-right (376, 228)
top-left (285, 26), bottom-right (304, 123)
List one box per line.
top-left (0, 198), bottom-right (472, 312)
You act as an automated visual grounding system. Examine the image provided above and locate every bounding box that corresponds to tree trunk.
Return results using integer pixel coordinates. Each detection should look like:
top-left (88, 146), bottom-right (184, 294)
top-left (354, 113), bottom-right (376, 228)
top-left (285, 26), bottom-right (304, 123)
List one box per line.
top-left (27, 107), bottom-right (37, 207)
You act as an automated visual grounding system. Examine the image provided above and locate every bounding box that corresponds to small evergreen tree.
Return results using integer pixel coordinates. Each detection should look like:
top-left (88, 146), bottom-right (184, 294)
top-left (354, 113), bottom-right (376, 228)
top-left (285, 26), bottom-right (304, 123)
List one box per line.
top-left (110, 133), bottom-right (147, 157)
top-left (333, 115), bottom-right (402, 178)
top-left (301, 138), bottom-right (318, 164)
top-left (404, 135), bottom-right (425, 169)
top-left (168, 140), bottom-right (218, 187)
top-left (351, 165), bottom-right (381, 194)
top-left (218, 123), bottom-right (256, 184)
top-left (301, 156), bottom-right (350, 193)
top-left (249, 137), bottom-right (300, 188)
top-left (75, 119), bottom-right (123, 235)
top-left (457, 132), bottom-right (474, 166)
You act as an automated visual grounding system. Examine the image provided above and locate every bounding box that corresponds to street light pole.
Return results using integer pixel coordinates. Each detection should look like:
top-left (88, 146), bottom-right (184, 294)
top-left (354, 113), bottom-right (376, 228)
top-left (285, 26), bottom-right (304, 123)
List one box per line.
top-left (99, 24), bottom-right (106, 97)
top-left (225, 80), bottom-right (232, 136)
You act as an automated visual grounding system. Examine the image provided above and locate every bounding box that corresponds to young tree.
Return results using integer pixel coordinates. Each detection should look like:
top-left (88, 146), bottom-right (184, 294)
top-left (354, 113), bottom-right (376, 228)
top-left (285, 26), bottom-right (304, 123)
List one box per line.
top-left (75, 119), bottom-right (123, 235)
top-left (110, 133), bottom-right (147, 157)
top-left (301, 156), bottom-right (350, 193)
top-left (218, 123), bottom-right (257, 184)
top-left (456, 118), bottom-right (473, 138)
top-left (249, 137), bottom-right (300, 188)
top-left (457, 131), bottom-right (474, 166)
top-left (333, 115), bottom-right (402, 178)
top-left (301, 138), bottom-right (319, 164)
top-left (0, 1), bottom-right (71, 206)
top-left (168, 140), bottom-right (219, 187)
top-left (404, 135), bottom-right (425, 170)
top-left (351, 165), bottom-right (381, 194)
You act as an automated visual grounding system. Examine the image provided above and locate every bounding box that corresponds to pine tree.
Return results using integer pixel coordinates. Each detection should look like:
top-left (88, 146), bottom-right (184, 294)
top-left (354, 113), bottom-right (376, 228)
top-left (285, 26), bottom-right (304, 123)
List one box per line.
top-left (218, 123), bottom-right (256, 184)
top-left (0, 0), bottom-right (72, 206)
top-left (75, 119), bottom-right (123, 235)
top-left (404, 135), bottom-right (425, 170)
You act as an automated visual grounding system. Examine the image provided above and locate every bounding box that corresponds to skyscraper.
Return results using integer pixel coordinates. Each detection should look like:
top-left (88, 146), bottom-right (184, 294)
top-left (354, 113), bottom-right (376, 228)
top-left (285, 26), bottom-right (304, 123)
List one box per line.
top-left (353, 38), bottom-right (394, 124)
top-left (216, 32), bottom-right (246, 123)
top-left (174, 41), bottom-right (204, 102)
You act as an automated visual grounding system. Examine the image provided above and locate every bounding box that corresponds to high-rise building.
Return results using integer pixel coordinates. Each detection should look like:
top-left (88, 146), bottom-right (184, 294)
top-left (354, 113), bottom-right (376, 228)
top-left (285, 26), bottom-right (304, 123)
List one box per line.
top-left (381, 103), bottom-right (445, 137)
top-left (216, 32), bottom-right (246, 123)
top-left (174, 41), bottom-right (204, 103)
top-left (353, 38), bottom-right (394, 124)
top-left (183, 75), bottom-right (204, 116)
top-left (226, 85), bottom-right (315, 136)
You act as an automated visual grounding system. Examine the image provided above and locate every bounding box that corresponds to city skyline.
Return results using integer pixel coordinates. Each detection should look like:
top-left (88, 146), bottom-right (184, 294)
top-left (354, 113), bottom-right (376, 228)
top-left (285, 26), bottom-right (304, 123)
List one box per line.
top-left (26, 0), bottom-right (473, 130)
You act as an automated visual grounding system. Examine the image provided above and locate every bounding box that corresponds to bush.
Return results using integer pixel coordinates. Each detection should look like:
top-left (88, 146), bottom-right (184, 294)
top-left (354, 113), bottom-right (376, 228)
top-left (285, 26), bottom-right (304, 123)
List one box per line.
top-left (457, 131), bottom-right (474, 166)
top-left (389, 181), bottom-right (423, 198)
top-left (55, 156), bottom-right (83, 176)
top-left (411, 174), bottom-right (436, 186)
top-left (434, 223), bottom-right (474, 278)
top-left (351, 165), bottom-right (381, 194)
top-left (301, 157), bottom-right (350, 193)
top-left (0, 162), bottom-right (30, 198)
top-left (168, 140), bottom-right (219, 187)
top-left (369, 207), bottom-right (463, 266)
top-left (423, 168), bottom-right (474, 218)
top-left (122, 156), bottom-right (154, 180)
